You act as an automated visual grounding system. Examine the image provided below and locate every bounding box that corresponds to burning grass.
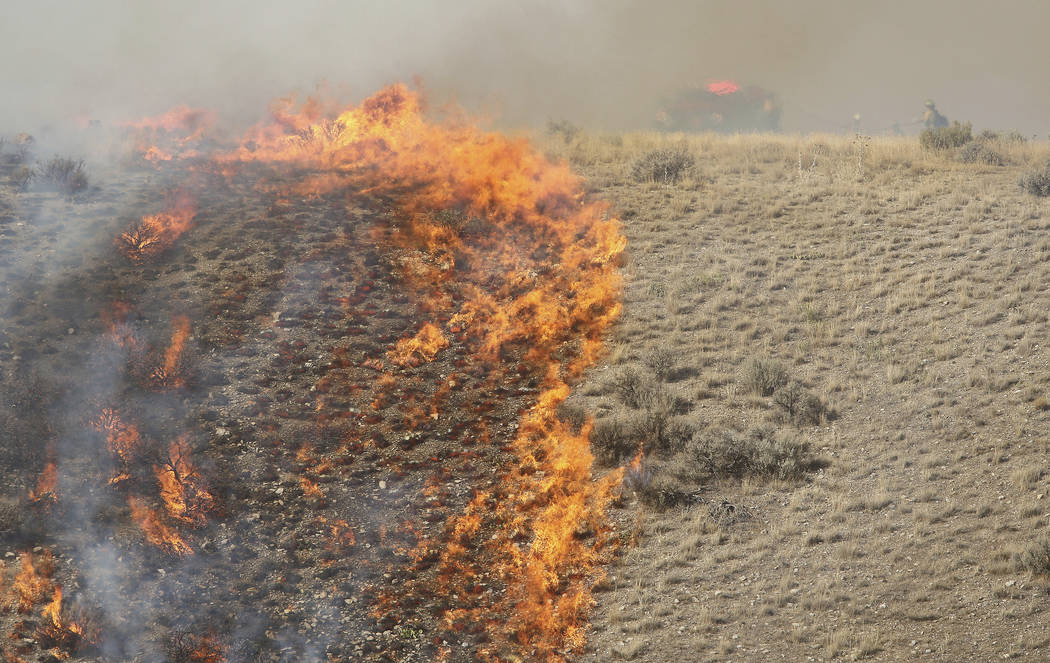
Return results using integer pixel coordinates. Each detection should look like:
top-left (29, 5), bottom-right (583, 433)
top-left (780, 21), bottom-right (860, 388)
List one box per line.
top-left (2, 82), bottom-right (628, 660)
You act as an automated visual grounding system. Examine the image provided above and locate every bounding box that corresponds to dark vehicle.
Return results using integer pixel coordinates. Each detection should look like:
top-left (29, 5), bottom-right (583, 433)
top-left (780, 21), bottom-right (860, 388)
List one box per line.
top-left (656, 81), bottom-right (781, 133)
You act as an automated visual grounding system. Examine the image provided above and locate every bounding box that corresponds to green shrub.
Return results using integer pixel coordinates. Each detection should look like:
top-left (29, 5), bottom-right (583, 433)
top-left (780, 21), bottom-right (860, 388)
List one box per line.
top-left (742, 357), bottom-right (788, 396)
top-left (1019, 161), bottom-right (1050, 196)
top-left (631, 145), bottom-right (695, 184)
top-left (920, 121), bottom-right (972, 150)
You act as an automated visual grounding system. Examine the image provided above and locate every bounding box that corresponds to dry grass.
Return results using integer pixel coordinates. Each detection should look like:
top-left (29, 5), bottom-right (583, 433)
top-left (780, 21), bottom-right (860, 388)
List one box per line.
top-left (565, 132), bottom-right (1050, 663)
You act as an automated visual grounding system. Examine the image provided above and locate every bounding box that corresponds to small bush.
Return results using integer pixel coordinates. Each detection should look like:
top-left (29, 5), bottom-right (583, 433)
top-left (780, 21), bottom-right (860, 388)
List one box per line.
top-left (687, 427), bottom-right (811, 481)
top-left (546, 119), bottom-right (581, 144)
top-left (920, 121), bottom-right (972, 150)
top-left (12, 165), bottom-right (35, 190)
top-left (957, 141), bottom-right (1003, 166)
top-left (608, 367), bottom-right (652, 408)
top-left (590, 418), bottom-right (637, 466)
top-left (1016, 537), bottom-right (1050, 576)
top-left (1019, 161), bottom-right (1050, 197)
top-left (631, 145), bottom-right (695, 184)
top-left (979, 129), bottom-right (1027, 144)
top-left (643, 347), bottom-right (679, 381)
top-left (742, 357), bottom-right (788, 396)
top-left (13, 133), bottom-right (34, 162)
top-left (37, 156), bottom-right (88, 195)
top-left (773, 381), bottom-right (827, 425)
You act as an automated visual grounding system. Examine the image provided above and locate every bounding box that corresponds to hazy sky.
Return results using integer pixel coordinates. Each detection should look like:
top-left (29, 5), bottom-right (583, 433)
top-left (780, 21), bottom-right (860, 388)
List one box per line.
top-left (2, 0), bottom-right (1048, 135)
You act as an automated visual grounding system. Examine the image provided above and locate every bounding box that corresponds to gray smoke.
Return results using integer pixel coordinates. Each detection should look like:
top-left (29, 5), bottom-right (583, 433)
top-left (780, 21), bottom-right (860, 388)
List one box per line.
top-left (2, 0), bottom-right (1049, 134)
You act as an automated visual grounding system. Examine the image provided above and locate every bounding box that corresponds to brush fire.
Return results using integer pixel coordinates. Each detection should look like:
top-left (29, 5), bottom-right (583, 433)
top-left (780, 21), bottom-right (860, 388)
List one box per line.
top-left (0, 82), bottom-right (627, 661)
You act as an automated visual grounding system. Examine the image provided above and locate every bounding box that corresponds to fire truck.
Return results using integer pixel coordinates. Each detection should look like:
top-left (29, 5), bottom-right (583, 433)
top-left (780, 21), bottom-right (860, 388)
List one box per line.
top-left (656, 81), bottom-right (781, 133)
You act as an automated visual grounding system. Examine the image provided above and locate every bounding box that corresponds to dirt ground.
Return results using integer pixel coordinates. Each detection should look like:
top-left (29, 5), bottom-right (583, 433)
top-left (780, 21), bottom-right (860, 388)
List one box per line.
top-left (544, 132), bottom-right (1050, 662)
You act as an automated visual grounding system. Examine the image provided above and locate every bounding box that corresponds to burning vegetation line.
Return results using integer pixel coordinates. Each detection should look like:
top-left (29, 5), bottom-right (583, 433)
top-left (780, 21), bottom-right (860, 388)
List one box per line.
top-left (199, 84), bottom-right (626, 658)
top-left (205, 83), bottom-right (626, 659)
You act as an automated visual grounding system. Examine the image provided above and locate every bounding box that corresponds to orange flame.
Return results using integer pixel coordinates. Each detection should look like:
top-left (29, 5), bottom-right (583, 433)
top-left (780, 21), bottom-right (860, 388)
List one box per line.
top-left (155, 436), bottom-right (213, 527)
top-left (101, 82), bottom-right (624, 660)
top-left (708, 79), bottom-right (740, 95)
top-left (123, 105), bottom-right (215, 163)
top-left (118, 192), bottom-right (197, 263)
top-left (150, 315), bottom-right (191, 388)
top-left (128, 496), bottom-right (193, 556)
top-left (388, 322), bottom-right (449, 366)
top-left (101, 301), bottom-right (139, 350)
top-left (14, 551), bottom-right (53, 613)
top-left (92, 408), bottom-right (142, 465)
top-left (28, 461), bottom-right (58, 503)
top-left (224, 84), bottom-right (626, 659)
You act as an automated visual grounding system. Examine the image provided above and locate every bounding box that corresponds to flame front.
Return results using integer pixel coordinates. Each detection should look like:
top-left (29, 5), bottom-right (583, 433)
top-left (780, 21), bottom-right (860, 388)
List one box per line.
top-left (215, 84), bottom-right (625, 659)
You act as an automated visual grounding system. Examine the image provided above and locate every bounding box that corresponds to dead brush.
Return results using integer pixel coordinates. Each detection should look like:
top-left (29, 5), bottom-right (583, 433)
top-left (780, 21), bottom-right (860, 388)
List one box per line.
top-left (741, 357), bottom-right (788, 396)
top-left (36, 156), bottom-right (88, 195)
top-left (630, 144), bottom-right (695, 184)
top-left (1015, 537), bottom-right (1050, 577)
top-left (1019, 161), bottom-right (1050, 196)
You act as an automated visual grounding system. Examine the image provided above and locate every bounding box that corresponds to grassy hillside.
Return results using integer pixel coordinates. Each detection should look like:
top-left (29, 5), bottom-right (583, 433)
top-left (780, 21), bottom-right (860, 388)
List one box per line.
top-left (543, 131), bottom-right (1050, 662)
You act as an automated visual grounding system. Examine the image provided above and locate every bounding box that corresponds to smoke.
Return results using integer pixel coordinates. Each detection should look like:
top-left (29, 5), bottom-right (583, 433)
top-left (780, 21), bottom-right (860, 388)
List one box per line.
top-left (2, 0), bottom-right (1049, 135)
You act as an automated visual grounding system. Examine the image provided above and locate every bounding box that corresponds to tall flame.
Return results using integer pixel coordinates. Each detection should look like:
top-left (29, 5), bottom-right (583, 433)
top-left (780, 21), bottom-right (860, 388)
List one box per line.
top-left (150, 315), bottom-right (191, 388)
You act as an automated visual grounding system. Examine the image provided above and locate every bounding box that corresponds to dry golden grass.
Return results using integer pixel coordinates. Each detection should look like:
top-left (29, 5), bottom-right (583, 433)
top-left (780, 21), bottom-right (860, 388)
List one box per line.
top-left (564, 132), bottom-right (1050, 662)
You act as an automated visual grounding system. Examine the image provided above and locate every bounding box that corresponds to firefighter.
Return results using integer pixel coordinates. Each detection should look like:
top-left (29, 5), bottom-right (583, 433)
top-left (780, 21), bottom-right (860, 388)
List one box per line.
top-left (922, 100), bottom-right (948, 129)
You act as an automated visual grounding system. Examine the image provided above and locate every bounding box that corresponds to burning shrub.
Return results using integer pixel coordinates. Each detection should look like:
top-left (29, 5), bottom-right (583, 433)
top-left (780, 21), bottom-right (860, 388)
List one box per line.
top-left (1019, 161), bottom-right (1050, 197)
top-left (165, 629), bottom-right (226, 663)
top-left (630, 145), bottom-right (695, 184)
top-left (919, 121), bottom-right (972, 151)
top-left (36, 156), bottom-right (88, 195)
top-left (35, 586), bottom-right (100, 653)
top-left (957, 141), bottom-right (1004, 165)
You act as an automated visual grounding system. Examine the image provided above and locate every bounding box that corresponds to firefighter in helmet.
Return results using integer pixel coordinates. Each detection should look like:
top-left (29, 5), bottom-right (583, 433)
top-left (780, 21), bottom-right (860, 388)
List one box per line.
top-left (922, 100), bottom-right (948, 129)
